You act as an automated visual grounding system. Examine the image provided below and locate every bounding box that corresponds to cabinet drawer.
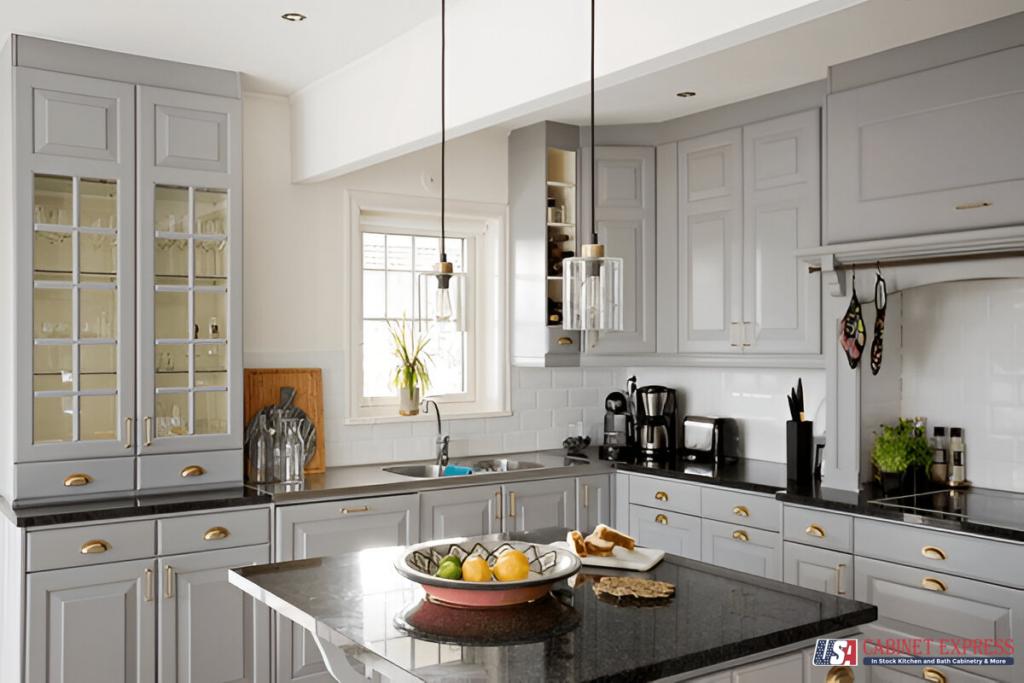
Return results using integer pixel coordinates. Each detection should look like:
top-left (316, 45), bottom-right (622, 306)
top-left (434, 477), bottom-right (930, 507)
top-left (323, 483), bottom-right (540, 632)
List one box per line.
top-left (783, 505), bottom-right (853, 552)
top-left (855, 556), bottom-right (1024, 683)
top-left (701, 518), bottom-right (782, 580)
top-left (855, 517), bottom-right (1024, 589)
top-left (16, 457), bottom-right (135, 502)
top-left (158, 508), bottom-right (269, 556)
top-left (628, 475), bottom-right (701, 516)
top-left (701, 487), bottom-right (779, 531)
top-left (137, 450), bottom-right (242, 491)
top-left (628, 504), bottom-right (701, 560)
top-left (27, 520), bottom-right (155, 572)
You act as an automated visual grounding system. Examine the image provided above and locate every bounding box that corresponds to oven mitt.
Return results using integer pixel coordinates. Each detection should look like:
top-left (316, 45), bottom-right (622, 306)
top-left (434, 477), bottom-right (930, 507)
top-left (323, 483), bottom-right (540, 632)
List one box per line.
top-left (870, 274), bottom-right (887, 375)
top-left (839, 288), bottom-right (865, 369)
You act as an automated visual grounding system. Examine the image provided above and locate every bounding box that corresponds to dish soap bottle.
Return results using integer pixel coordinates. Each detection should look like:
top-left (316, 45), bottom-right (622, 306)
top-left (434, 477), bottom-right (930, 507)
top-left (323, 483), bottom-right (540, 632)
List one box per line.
top-left (930, 427), bottom-right (947, 484)
top-left (948, 427), bottom-right (966, 486)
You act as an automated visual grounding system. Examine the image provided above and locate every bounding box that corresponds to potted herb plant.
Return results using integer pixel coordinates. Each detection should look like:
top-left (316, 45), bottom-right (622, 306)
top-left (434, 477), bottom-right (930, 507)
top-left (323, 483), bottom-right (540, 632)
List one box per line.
top-left (872, 417), bottom-right (932, 494)
top-left (388, 316), bottom-right (432, 416)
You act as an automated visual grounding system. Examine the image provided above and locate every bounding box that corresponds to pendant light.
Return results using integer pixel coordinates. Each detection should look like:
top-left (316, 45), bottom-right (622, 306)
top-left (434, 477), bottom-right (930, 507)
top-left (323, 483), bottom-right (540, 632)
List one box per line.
top-left (562, 0), bottom-right (623, 333)
top-left (419, 0), bottom-right (466, 329)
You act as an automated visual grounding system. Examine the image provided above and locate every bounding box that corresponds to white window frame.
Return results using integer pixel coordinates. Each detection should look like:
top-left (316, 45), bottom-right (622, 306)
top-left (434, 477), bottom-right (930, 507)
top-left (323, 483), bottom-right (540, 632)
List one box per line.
top-left (346, 191), bottom-right (509, 424)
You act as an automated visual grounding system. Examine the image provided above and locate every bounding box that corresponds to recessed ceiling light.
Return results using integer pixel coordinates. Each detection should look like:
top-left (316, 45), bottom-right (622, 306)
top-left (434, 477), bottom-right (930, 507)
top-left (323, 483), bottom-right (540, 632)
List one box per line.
top-left (281, 12), bottom-right (306, 22)
top-left (676, 91), bottom-right (696, 98)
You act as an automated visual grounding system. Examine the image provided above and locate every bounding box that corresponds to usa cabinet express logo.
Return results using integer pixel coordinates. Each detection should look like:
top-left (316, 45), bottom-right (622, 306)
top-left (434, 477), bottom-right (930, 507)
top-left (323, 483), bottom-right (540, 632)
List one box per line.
top-left (813, 638), bottom-right (1015, 667)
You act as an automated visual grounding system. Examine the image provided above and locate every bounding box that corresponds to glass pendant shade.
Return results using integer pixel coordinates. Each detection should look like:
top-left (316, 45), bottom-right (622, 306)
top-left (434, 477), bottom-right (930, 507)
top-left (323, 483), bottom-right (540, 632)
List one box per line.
top-left (562, 244), bottom-right (623, 331)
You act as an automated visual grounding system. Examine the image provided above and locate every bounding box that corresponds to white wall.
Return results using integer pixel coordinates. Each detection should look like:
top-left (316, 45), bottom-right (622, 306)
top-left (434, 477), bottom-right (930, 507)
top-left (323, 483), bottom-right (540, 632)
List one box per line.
top-left (901, 279), bottom-right (1024, 492)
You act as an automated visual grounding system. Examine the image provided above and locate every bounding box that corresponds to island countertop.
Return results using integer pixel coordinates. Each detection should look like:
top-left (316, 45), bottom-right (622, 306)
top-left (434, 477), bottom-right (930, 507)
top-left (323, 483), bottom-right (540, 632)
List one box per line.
top-left (229, 529), bottom-right (876, 682)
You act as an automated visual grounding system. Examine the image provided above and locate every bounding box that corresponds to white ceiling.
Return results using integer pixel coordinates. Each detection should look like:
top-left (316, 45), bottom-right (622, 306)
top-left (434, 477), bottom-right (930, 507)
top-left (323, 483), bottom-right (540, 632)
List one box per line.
top-left (0, 0), bottom-right (437, 94)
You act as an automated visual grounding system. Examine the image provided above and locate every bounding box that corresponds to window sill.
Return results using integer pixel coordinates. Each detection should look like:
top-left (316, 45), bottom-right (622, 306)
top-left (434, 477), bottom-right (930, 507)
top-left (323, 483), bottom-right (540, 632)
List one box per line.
top-left (345, 410), bottom-right (513, 426)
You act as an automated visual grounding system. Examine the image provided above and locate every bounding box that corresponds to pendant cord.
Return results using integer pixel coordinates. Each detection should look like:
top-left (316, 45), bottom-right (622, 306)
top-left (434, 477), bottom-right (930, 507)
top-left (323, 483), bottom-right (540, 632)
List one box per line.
top-left (590, 0), bottom-right (596, 244)
top-left (440, 0), bottom-right (447, 262)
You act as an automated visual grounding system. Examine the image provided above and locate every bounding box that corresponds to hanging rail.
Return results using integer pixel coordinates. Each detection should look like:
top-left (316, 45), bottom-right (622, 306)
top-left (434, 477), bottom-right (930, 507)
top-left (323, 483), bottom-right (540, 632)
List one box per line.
top-left (808, 249), bottom-right (1024, 273)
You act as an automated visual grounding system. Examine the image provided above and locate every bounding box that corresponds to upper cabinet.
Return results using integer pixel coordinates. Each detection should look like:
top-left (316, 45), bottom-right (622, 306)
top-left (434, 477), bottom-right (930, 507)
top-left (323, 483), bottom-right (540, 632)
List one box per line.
top-left (826, 45), bottom-right (1024, 244)
top-left (0, 37), bottom-right (243, 504)
top-left (677, 110), bottom-right (821, 355)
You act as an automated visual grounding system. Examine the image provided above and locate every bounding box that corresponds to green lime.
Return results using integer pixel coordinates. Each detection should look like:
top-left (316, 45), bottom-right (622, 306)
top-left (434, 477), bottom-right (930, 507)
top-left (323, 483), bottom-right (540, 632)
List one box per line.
top-left (439, 555), bottom-right (462, 569)
top-left (435, 562), bottom-right (462, 580)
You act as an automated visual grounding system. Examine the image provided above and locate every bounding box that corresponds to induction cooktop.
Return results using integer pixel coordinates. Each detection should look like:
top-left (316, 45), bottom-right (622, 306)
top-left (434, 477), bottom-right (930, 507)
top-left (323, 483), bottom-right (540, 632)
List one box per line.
top-left (869, 487), bottom-right (1024, 533)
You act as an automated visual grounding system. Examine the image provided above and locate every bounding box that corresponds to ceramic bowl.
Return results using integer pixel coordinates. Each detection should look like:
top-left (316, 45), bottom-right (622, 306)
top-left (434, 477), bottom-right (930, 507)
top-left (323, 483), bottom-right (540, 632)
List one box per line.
top-left (394, 537), bottom-right (582, 607)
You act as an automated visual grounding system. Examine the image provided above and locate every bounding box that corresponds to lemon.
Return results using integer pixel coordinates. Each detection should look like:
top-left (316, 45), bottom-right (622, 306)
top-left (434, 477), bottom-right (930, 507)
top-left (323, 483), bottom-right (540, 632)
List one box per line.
top-left (461, 556), bottom-right (492, 582)
top-left (492, 549), bottom-right (530, 582)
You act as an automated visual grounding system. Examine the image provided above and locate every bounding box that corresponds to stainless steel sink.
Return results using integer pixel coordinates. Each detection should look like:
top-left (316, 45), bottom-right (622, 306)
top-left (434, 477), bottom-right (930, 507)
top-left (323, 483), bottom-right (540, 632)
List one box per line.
top-left (382, 458), bottom-right (547, 479)
top-left (382, 464), bottom-right (448, 478)
top-left (470, 458), bottom-right (545, 473)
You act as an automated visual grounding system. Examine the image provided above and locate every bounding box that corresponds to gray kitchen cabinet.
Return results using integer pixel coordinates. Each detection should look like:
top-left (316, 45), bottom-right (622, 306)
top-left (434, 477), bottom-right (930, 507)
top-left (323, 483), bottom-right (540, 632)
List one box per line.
top-left (701, 518), bottom-right (782, 581)
top-left (158, 544), bottom-right (270, 683)
top-left (782, 541), bottom-right (852, 597)
top-left (826, 45), bottom-right (1024, 244)
top-left (275, 494), bottom-right (418, 683)
top-left (855, 556), bottom-right (1024, 683)
top-left (576, 474), bottom-right (612, 532)
top-left (586, 146), bottom-right (657, 355)
top-left (628, 504), bottom-right (701, 560)
top-left (420, 486), bottom-right (502, 540)
top-left (677, 110), bottom-right (820, 354)
top-left (863, 662), bottom-right (998, 683)
top-left (26, 558), bottom-right (157, 683)
top-left (506, 478), bottom-right (575, 533)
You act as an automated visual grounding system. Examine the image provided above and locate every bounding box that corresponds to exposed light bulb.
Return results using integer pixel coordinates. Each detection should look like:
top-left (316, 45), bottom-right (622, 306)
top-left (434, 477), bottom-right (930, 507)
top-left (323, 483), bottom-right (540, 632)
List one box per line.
top-left (436, 287), bottom-right (453, 321)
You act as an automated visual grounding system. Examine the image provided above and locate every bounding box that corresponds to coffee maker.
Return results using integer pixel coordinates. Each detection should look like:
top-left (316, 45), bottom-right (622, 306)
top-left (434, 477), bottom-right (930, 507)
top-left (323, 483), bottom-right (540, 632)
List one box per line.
top-left (600, 391), bottom-right (633, 461)
top-left (635, 386), bottom-right (677, 462)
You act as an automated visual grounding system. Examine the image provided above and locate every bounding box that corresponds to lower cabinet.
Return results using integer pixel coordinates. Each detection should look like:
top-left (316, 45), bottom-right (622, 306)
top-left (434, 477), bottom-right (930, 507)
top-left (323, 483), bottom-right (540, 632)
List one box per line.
top-left (419, 486), bottom-right (502, 540)
top-left (690, 647), bottom-right (838, 683)
top-left (27, 559), bottom-right (156, 683)
top-left (576, 474), bottom-right (612, 532)
top-left (862, 662), bottom-right (1000, 682)
top-left (275, 494), bottom-right (418, 683)
top-left (506, 478), bottom-right (575, 533)
top-left (783, 541), bottom-right (853, 597)
top-left (629, 504), bottom-right (701, 560)
top-left (701, 518), bottom-right (782, 581)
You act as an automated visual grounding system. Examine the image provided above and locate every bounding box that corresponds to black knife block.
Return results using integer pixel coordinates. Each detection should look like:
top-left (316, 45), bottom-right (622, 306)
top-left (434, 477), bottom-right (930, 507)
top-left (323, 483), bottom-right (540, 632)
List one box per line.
top-left (787, 420), bottom-right (815, 486)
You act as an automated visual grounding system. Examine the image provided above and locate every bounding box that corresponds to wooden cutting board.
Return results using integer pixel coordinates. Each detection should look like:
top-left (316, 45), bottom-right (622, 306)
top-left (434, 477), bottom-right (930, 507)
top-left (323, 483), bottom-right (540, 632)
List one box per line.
top-left (244, 368), bottom-right (325, 474)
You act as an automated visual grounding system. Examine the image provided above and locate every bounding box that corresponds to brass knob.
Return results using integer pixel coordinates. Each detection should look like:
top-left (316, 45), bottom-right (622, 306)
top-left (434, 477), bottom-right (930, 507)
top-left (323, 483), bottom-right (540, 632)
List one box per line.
top-left (203, 527), bottom-right (230, 541)
top-left (826, 666), bottom-right (854, 683)
top-left (922, 546), bottom-right (947, 560)
top-left (732, 506), bottom-right (749, 517)
top-left (923, 667), bottom-right (947, 683)
top-left (557, 337), bottom-right (573, 345)
top-left (655, 491), bottom-right (668, 502)
top-left (180, 465), bottom-right (206, 477)
top-left (922, 577), bottom-right (948, 592)
top-left (655, 514), bottom-right (668, 525)
top-left (80, 540), bottom-right (110, 554)
top-left (806, 524), bottom-right (825, 538)
top-left (732, 530), bottom-right (749, 542)
top-left (63, 473), bottom-right (93, 487)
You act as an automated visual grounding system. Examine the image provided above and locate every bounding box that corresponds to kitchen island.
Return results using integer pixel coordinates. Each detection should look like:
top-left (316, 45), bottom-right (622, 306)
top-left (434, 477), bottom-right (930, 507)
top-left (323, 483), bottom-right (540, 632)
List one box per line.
top-left (229, 529), bottom-right (875, 682)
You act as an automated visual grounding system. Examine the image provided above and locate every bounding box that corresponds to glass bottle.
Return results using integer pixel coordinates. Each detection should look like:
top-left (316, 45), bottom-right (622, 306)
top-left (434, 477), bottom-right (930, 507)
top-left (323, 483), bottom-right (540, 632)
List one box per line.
top-left (247, 414), bottom-right (275, 484)
top-left (279, 418), bottom-right (305, 484)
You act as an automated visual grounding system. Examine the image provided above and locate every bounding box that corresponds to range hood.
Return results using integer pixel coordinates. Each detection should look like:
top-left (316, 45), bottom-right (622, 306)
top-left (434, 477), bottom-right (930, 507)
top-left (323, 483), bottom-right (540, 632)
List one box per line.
top-left (797, 225), bottom-right (1024, 297)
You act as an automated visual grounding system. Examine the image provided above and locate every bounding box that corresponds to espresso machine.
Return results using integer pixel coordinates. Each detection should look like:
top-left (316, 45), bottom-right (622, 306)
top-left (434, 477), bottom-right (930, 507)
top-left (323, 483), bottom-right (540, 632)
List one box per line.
top-left (635, 385), bottom-right (677, 463)
top-left (600, 391), bottom-right (633, 461)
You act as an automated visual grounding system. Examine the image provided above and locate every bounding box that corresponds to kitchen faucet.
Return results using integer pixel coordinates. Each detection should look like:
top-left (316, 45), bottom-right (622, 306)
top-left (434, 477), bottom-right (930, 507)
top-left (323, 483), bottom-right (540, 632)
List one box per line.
top-left (422, 400), bottom-right (449, 467)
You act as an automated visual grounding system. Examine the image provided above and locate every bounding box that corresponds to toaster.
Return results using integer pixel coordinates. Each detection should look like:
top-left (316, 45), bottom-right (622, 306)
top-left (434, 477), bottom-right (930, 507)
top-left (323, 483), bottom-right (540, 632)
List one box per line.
top-left (681, 416), bottom-right (739, 464)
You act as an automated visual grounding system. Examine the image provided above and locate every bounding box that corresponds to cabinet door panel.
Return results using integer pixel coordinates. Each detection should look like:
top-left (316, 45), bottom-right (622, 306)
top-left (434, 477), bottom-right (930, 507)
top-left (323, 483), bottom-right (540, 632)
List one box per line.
top-left (576, 474), bottom-right (611, 532)
top-left (701, 518), bottom-right (781, 580)
top-left (275, 495), bottom-right (417, 683)
top-left (26, 559), bottom-right (155, 683)
top-left (507, 478), bottom-right (574, 533)
top-left (782, 542), bottom-right (852, 597)
top-left (420, 487), bottom-right (502, 541)
top-left (33, 88), bottom-right (118, 161)
top-left (628, 505), bottom-right (700, 560)
top-left (154, 104), bottom-right (228, 173)
top-left (159, 545), bottom-right (270, 683)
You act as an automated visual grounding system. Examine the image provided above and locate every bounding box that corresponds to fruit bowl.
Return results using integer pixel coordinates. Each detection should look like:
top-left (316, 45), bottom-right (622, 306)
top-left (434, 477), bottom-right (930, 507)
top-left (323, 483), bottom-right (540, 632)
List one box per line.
top-left (394, 537), bottom-right (582, 607)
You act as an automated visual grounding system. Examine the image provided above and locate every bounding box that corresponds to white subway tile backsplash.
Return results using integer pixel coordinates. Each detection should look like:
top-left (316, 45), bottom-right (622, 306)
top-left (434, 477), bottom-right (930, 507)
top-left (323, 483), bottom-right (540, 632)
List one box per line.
top-left (537, 389), bottom-right (569, 409)
top-left (569, 388), bottom-right (599, 408)
top-left (511, 389), bottom-right (538, 411)
top-left (504, 431), bottom-right (538, 453)
top-left (519, 409), bottom-right (553, 431)
top-left (467, 434), bottom-right (503, 456)
top-left (552, 368), bottom-right (583, 388)
top-left (584, 369), bottom-right (615, 388)
top-left (518, 369), bottom-right (552, 390)
top-left (551, 407), bottom-right (584, 429)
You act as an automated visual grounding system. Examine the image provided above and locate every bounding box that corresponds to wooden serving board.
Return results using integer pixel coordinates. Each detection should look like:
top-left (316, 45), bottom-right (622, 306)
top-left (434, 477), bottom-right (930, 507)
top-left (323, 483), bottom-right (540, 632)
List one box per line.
top-left (244, 368), bottom-right (325, 474)
top-left (552, 542), bottom-right (665, 572)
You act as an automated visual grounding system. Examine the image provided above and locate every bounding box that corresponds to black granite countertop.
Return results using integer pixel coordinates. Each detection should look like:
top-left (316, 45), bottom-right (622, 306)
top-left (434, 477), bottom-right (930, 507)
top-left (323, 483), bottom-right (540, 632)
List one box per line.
top-left (0, 486), bottom-right (272, 528)
top-left (229, 528), bottom-right (876, 683)
top-left (619, 456), bottom-right (788, 495)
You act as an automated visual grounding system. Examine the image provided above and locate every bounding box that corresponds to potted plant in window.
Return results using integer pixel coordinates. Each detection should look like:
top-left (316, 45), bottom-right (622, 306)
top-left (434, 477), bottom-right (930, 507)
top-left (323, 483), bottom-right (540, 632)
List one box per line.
top-left (872, 417), bottom-right (932, 495)
top-left (388, 316), bottom-right (432, 416)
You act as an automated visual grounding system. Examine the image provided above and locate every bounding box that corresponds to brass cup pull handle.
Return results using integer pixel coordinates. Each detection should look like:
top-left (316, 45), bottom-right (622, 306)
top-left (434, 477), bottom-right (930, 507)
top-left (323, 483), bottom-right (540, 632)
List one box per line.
top-left (732, 506), bottom-right (749, 517)
top-left (825, 666), bottom-right (854, 683)
top-left (923, 667), bottom-right (948, 683)
top-left (655, 514), bottom-right (668, 525)
top-left (922, 546), bottom-right (947, 560)
top-left (732, 530), bottom-right (750, 542)
top-left (836, 563), bottom-right (846, 595)
top-left (955, 202), bottom-right (992, 210)
top-left (203, 527), bottom-right (230, 541)
top-left (495, 491), bottom-right (502, 520)
top-left (509, 492), bottom-right (516, 518)
top-left (64, 473), bottom-right (93, 487)
top-left (124, 418), bottom-right (133, 450)
top-left (180, 465), bottom-right (206, 478)
top-left (143, 416), bottom-right (153, 447)
top-left (144, 568), bottom-right (154, 602)
top-left (80, 540), bottom-right (111, 554)
top-left (805, 524), bottom-right (826, 538)
top-left (557, 337), bottom-right (573, 346)
top-left (655, 491), bottom-right (668, 502)
top-left (922, 577), bottom-right (948, 592)
top-left (340, 506), bottom-right (370, 514)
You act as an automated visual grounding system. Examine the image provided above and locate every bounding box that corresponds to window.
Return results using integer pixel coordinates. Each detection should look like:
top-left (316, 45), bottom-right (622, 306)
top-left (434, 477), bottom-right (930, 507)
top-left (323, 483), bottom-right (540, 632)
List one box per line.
top-left (347, 191), bottom-right (508, 422)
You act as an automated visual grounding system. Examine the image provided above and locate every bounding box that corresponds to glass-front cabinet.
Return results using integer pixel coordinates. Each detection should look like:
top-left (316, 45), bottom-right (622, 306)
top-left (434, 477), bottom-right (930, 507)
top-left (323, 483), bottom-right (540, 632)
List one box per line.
top-left (5, 65), bottom-right (242, 501)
